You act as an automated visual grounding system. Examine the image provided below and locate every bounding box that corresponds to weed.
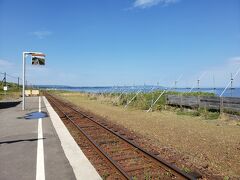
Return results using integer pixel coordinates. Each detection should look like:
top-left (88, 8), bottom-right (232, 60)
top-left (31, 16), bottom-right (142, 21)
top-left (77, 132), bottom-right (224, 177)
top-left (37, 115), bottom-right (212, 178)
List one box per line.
top-left (223, 176), bottom-right (229, 180)
top-left (78, 90), bottom-right (222, 120)
top-left (176, 110), bottom-right (200, 117)
top-left (0, 82), bottom-right (21, 100)
top-left (132, 176), bottom-right (138, 180)
top-left (144, 171), bottom-right (152, 180)
top-left (205, 112), bottom-right (220, 120)
top-left (223, 109), bottom-right (240, 116)
top-left (163, 171), bottom-right (172, 176)
top-left (192, 111), bottom-right (201, 116)
top-left (102, 172), bottom-right (110, 179)
top-left (89, 96), bottom-right (97, 100)
top-left (182, 167), bottom-right (191, 173)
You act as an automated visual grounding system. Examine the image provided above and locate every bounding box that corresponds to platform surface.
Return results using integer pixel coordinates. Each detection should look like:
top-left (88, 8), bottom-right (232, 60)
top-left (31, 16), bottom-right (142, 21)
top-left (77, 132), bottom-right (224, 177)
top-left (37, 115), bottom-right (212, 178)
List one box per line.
top-left (0, 96), bottom-right (101, 180)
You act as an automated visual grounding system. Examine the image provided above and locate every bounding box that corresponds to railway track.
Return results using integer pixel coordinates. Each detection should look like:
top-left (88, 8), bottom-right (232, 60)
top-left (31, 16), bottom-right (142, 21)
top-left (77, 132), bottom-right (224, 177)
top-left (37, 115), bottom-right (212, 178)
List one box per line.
top-left (45, 92), bottom-right (196, 180)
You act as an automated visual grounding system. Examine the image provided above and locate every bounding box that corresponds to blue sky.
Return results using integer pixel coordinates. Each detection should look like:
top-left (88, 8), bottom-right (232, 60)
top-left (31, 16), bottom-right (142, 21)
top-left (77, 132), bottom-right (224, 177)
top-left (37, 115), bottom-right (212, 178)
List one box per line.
top-left (0, 0), bottom-right (240, 87)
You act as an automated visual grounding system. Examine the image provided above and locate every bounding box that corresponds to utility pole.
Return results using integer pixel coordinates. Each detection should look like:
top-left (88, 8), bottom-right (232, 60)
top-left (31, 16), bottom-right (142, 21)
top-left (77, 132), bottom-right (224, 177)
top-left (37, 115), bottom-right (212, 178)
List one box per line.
top-left (213, 75), bottom-right (216, 90)
top-left (4, 72), bottom-right (7, 95)
top-left (18, 77), bottom-right (20, 88)
top-left (4, 72), bottom-right (6, 86)
top-left (230, 73), bottom-right (233, 97)
top-left (174, 80), bottom-right (177, 90)
top-left (189, 72), bottom-right (205, 93)
top-left (220, 67), bottom-right (240, 97)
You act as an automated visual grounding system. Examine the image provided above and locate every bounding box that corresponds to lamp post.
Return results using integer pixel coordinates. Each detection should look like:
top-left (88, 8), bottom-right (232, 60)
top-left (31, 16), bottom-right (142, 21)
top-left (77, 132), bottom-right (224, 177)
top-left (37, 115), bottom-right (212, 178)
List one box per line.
top-left (22, 52), bottom-right (45, 110)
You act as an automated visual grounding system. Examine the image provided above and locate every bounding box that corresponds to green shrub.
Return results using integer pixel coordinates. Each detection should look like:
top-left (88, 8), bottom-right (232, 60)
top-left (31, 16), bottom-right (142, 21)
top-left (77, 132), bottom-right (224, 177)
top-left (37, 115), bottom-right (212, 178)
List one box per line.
top-left (84, 90), bottom-right (220, 119)
top-left (89, 96), bottom-right (97, 100)
top-left (205, 112), bottom-right (220, 120)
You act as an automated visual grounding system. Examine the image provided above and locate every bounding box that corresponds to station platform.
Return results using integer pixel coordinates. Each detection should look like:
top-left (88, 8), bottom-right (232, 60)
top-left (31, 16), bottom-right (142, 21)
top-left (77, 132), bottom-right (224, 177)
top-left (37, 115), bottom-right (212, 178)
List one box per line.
top-left (0, 96), bottom-right (101, 180)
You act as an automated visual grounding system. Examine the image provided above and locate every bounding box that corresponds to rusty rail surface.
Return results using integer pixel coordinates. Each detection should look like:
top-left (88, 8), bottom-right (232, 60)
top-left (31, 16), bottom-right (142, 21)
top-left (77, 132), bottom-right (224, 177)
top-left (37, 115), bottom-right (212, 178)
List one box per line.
top-left (45, 92), bottom-right (196, 180)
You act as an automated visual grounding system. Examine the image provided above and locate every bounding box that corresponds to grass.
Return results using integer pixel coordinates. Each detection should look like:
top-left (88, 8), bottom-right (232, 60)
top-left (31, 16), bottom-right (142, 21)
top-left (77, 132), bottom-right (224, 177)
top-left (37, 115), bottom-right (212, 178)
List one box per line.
top-left (52, 91), bottom-right (240, 178)
top-left (182, 167), bottom-right (191, 173)
top-left (176, 108), bottom-right (220, 120)
top-left (95, 90), bottom-right (215, 110)
top-left (132, 176), bottom-right (138, 180)
top-left (53, 90), bottom-right (232, 121)
top-left (176, 109), bottom-right (201, 117)
top-left (101, 172), bottom-right (110, 180)
top-left (204, 111), bottom-right (220, 120)
top-left (144, 171), bottom-right (152, 180)
top-left (223, 176), bottom-right (230, 180)
top-left (223, 109), bottom-right (240, 116)
top-left (0, 82), bottom-right (21, 101)
top-left (84, 90), bottom-right (218, 120)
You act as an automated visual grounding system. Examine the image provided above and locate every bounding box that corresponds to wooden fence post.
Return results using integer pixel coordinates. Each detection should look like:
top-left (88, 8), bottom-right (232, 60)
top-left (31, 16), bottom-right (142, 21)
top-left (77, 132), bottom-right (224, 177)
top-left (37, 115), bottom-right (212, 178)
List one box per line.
top-left (197, 96), bottom-right (200, 110)
top-left (220, 97), bottom-right (223, 114)
top-left (164, 94), bottom-right (167, 110)
top-left (180, 95), bottom-right (183, 109)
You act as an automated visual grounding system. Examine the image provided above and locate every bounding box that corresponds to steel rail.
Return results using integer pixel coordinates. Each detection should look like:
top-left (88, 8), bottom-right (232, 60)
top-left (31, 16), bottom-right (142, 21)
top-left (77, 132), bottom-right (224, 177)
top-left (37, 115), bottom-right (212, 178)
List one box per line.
top-left (46, 93), bottom-right (130, 179)
top-left (45, 92), bottom-right (196, 180)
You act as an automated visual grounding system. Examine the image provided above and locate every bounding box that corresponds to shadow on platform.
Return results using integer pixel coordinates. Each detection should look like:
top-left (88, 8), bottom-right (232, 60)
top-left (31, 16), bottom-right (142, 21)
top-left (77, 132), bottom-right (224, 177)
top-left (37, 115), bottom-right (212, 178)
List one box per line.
top-left (0, 138), bottom-right (45, 145)
top-left (0, 101), bottom-right (21, 109)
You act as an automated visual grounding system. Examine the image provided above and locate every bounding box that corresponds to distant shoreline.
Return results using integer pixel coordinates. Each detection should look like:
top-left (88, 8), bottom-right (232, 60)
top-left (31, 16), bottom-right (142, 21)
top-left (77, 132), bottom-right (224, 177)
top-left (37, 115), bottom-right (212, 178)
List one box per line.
top-left (41, 86), bottom-right (240, 98)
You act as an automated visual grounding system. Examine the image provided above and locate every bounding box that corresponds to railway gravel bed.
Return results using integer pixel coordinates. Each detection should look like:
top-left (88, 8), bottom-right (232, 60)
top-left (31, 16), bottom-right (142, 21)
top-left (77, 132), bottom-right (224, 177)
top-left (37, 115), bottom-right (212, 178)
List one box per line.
top-left (45, 93), bottom-right (196, 180)
top-left (57, 91), bottom-right (240, 179)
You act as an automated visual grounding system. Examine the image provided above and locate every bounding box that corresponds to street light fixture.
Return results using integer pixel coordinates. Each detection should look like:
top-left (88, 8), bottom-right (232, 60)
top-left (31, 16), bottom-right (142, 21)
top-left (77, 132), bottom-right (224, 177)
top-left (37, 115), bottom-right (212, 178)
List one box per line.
top-left (22, 51), bottom-right (46, 110)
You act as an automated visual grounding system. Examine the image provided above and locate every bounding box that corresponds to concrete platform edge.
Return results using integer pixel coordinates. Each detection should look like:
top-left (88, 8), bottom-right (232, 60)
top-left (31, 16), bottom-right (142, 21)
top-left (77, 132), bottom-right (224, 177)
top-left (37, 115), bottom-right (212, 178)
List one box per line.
top-left (43, 96), bottom-right (102, 180)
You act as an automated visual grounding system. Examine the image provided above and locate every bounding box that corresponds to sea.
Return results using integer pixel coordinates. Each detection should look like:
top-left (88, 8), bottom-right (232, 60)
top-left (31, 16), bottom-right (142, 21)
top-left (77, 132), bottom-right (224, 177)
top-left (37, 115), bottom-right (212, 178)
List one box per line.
top-left (40, 85), bottom-right (240, 98)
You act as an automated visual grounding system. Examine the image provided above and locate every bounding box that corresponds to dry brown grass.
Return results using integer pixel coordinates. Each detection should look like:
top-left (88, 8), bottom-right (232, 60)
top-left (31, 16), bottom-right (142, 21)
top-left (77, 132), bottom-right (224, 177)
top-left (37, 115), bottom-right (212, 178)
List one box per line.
top-left (56, 91), bottom-right (240, 178)
top-left (0, 91), bottom-right (21, 101)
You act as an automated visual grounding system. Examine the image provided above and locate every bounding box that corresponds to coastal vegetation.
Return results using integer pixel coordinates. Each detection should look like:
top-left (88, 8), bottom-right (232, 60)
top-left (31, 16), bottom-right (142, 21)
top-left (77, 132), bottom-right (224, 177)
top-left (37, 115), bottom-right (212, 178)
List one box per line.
top-left (85, 90), bottom-right (218, 119)
top-left (50, 90), bottom-right (240, 178)
top-left (0, 82), bottom-right (21, 100)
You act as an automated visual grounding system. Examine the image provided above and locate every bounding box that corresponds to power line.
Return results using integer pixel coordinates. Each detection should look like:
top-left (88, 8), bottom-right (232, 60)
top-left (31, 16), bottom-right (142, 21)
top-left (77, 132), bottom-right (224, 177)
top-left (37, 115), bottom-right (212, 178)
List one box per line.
top-left (0, 72), bottom-right (23, 88)
top-left (220, 66), bottom-right (240, 97)
top-left (0, 72), bottom-right (22, 80)
top-left (6, 74), bottom-right (20, 80)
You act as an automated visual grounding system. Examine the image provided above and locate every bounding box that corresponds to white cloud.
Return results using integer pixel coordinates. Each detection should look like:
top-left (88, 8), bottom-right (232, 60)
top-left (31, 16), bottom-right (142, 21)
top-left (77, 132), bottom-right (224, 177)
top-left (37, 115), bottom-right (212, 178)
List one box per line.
top-left (228, 56), bottom-right (240, 65)
top-left (133, 0), bottom-right (180, 8)
top-left (32, 30), bottom-right (52, 39)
